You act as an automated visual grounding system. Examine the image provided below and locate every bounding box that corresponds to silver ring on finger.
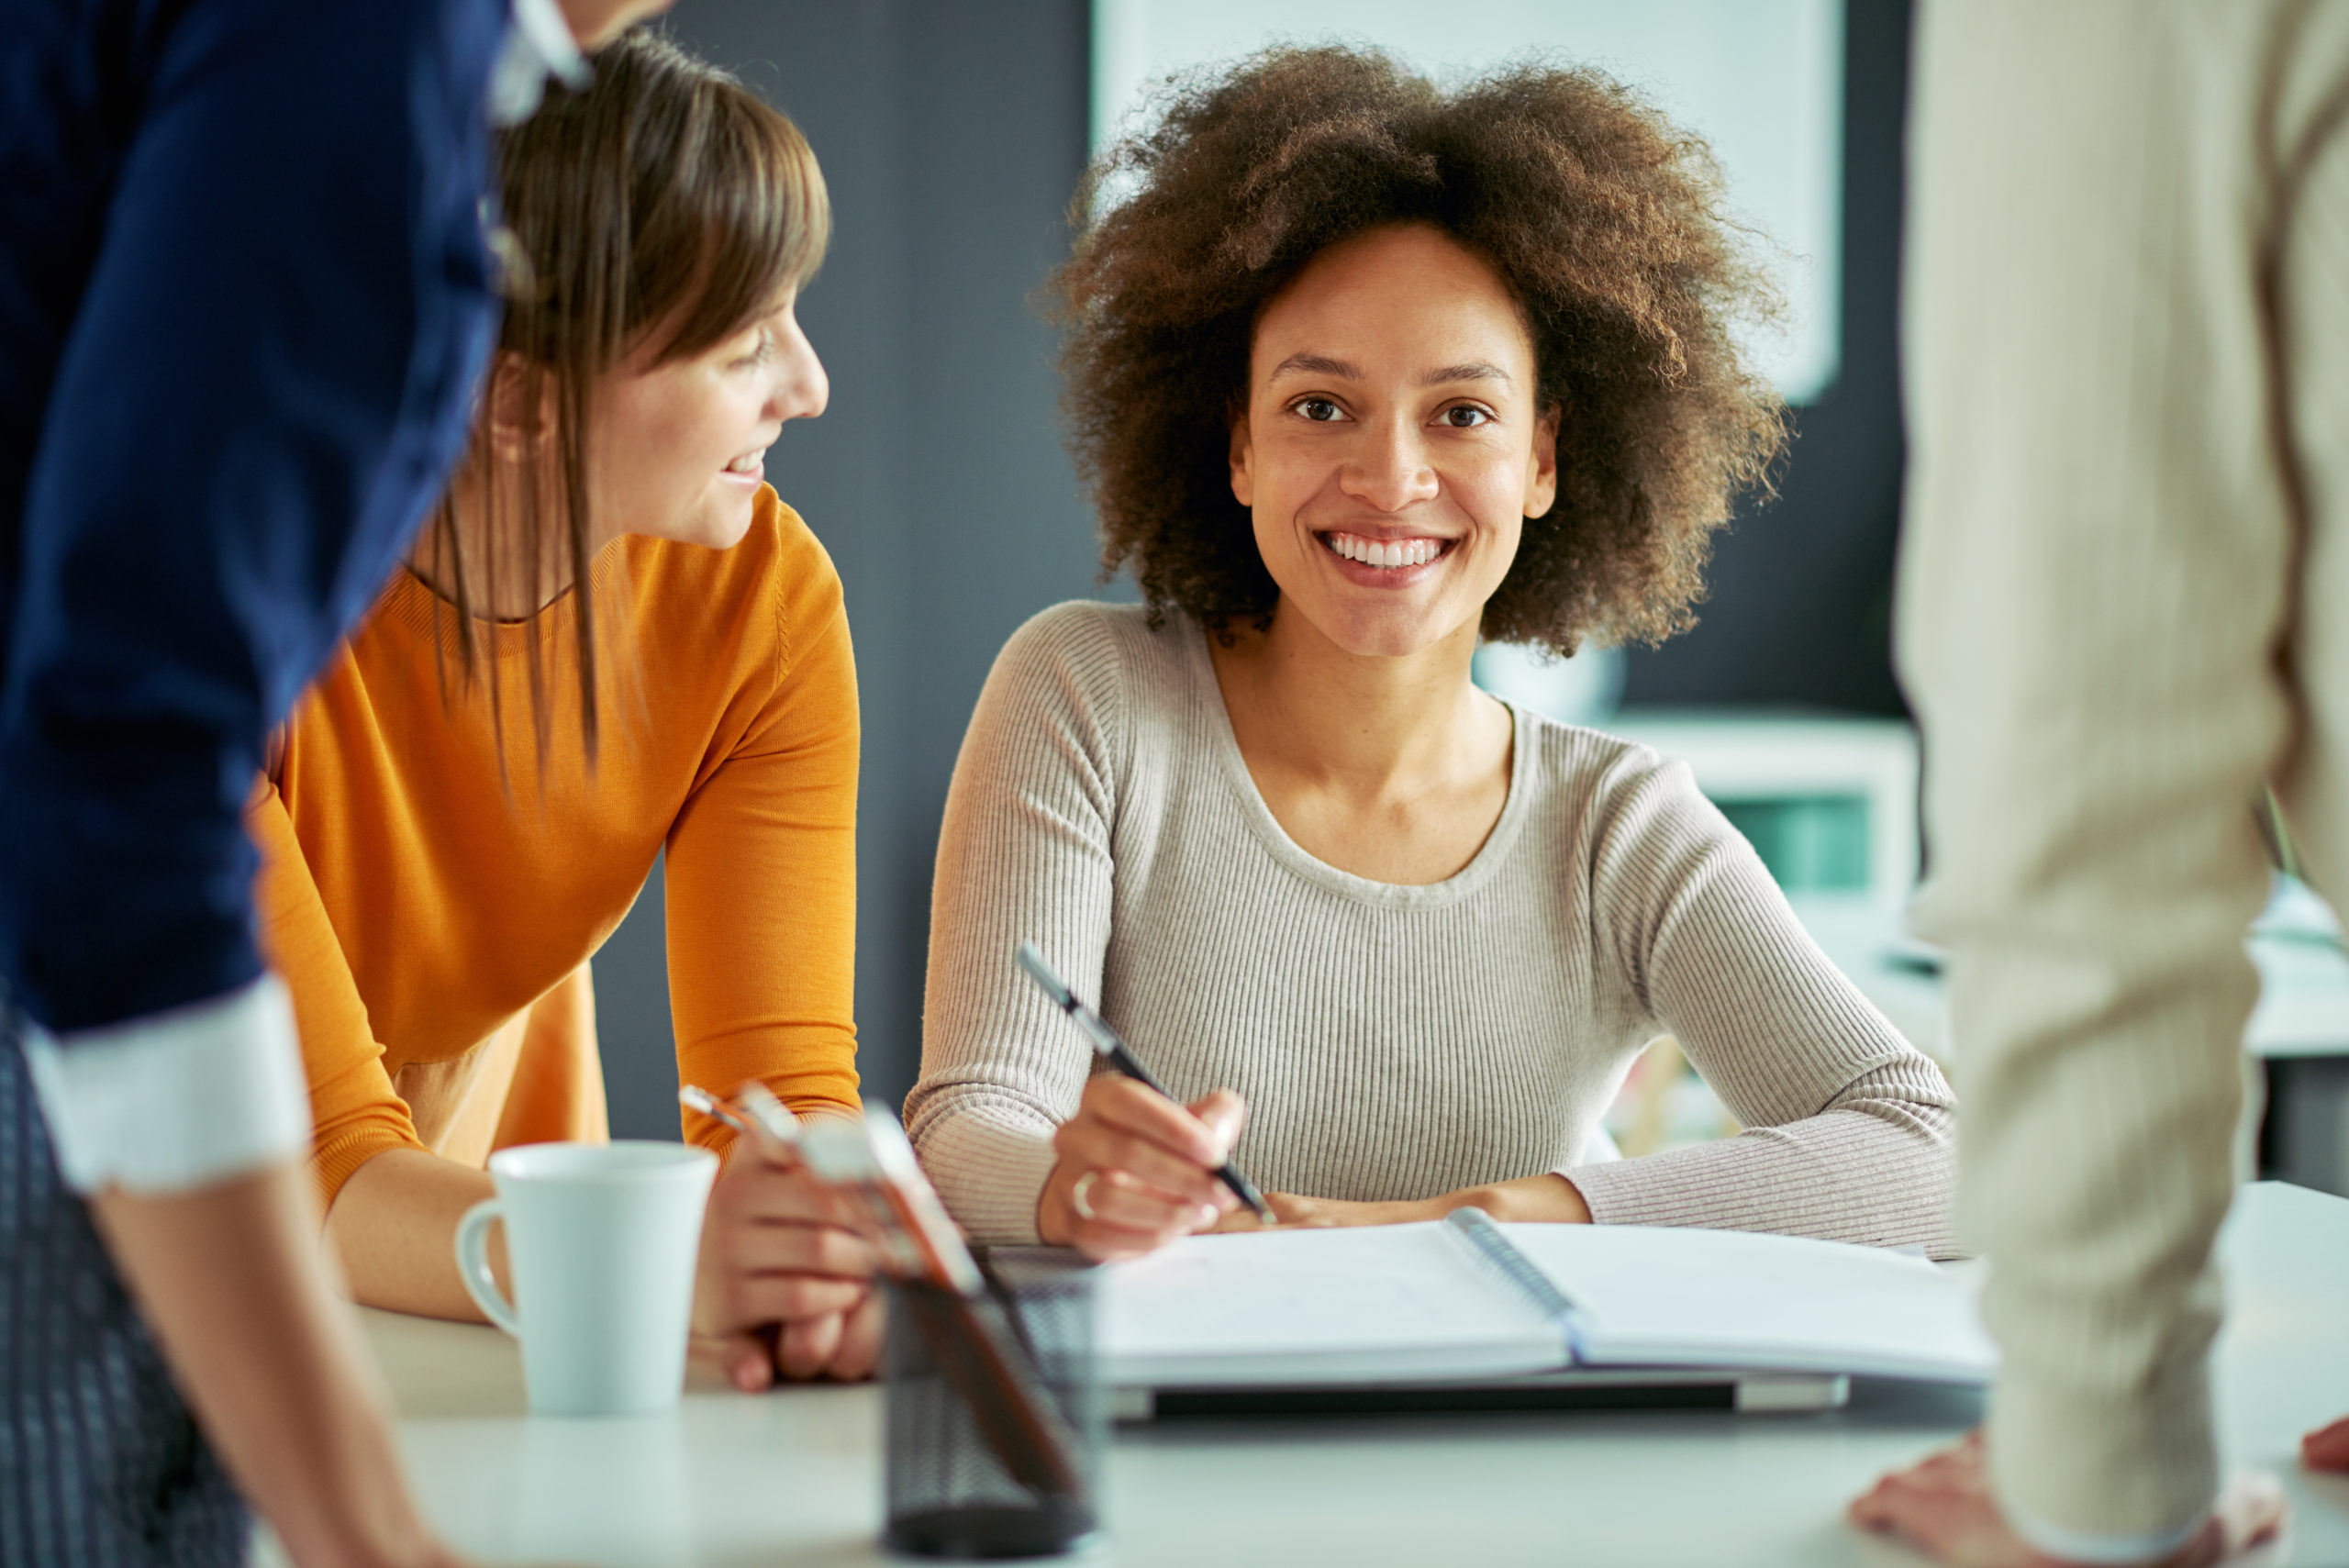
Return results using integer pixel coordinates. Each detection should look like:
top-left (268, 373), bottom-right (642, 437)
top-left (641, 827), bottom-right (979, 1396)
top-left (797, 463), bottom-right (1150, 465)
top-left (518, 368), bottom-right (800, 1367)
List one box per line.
top-left (1071, 1170), bottom-right (1102, 1221)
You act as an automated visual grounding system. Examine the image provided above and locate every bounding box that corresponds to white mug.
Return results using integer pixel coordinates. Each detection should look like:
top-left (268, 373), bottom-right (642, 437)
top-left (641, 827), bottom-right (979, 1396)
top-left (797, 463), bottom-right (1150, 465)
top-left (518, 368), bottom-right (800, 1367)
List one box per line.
top-left (455, 1140), bottom-right (719, 1417)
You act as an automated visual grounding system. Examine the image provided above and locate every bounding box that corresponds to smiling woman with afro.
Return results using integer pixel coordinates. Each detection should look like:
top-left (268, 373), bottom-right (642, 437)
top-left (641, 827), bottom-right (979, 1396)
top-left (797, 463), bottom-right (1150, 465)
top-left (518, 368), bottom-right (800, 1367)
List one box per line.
top-left (907, 46), bottom-right (1957, 1270)
top-left (1055, 45), bottom-right (1787, 652)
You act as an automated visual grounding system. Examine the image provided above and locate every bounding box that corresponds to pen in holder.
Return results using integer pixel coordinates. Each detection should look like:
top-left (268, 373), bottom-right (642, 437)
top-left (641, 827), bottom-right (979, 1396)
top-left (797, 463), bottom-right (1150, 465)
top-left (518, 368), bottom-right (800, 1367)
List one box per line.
top-left (883, 1251), bottom-right (1102, 1561)
top-left (785, 1108), bottom-right (1101, 1561)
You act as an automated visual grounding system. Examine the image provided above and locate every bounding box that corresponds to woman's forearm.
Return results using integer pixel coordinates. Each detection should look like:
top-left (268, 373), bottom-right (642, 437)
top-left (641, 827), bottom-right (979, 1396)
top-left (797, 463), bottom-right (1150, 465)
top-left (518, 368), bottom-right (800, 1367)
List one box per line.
top-left (93, 1160), bottom-right (461, 1568)
top-left (1250, 1173), bottom-right (1592, 1231)
top-left (1458, 1173), bottom-right (1592, 1223)
top-left (323, 1147), bottom-right (500, 1321)
top-left (1563, 1087), bottom-right (1960, 1256)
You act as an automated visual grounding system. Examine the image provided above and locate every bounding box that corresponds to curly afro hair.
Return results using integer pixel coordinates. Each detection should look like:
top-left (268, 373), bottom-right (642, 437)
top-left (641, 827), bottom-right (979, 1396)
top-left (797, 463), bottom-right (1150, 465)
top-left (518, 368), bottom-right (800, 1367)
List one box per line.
top-left (1048, 46), bottom-right (1788, 655)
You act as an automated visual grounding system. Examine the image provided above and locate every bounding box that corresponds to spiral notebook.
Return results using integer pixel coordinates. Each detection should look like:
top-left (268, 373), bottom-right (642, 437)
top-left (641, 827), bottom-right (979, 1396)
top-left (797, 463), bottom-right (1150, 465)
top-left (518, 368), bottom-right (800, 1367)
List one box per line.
top-left (1095, 1211), bottom-right (1994, 1416)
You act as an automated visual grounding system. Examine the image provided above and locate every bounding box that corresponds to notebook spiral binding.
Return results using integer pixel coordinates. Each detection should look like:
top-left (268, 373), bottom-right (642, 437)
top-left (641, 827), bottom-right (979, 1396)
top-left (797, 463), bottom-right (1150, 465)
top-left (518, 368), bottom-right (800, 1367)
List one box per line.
top-left (1443, 1207), bottom-right (1588, 1360)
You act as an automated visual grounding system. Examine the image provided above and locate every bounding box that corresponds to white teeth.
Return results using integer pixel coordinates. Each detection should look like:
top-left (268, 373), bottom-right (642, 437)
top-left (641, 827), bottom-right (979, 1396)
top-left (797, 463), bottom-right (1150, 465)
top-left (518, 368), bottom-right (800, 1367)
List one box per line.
top-left (728, 450), bottom-right (765, 473)
top-left (1326, 532), bottom-right (1442, 568)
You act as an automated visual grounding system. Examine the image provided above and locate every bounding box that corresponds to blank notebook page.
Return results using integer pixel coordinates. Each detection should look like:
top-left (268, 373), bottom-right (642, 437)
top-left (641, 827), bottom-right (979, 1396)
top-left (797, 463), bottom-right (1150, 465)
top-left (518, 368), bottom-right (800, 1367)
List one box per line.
top-left (1097, 1223), bottom-right (1564, 1386)
top-left (1498, 1223), bottom-right (1998, 1382)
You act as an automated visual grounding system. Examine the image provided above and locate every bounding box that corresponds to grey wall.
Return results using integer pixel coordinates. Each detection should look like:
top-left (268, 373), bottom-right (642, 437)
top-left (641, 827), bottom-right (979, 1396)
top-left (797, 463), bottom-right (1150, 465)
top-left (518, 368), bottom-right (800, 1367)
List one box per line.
top-left (598, 0), bottom-right (1108, 1137)
top-left (595, 0), bottom-right (1916, 1140)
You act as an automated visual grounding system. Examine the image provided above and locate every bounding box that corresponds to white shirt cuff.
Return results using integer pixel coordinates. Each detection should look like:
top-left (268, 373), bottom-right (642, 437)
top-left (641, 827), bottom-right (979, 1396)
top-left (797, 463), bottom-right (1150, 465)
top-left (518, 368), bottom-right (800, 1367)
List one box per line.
top-left (488, 0), bottom-right (592, 126)
top-left (2003, 1501), bottom-right (2199, 1565)
top-left (23, 975), bottom-right (314, 1195)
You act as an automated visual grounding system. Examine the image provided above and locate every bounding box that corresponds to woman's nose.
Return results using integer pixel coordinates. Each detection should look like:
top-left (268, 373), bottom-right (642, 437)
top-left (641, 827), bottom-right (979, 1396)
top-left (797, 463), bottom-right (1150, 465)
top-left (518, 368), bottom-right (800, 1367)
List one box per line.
top-left (772, 347), bottom-right (829, 423)
top-left (1340, 418), bottom-right (1439, 513)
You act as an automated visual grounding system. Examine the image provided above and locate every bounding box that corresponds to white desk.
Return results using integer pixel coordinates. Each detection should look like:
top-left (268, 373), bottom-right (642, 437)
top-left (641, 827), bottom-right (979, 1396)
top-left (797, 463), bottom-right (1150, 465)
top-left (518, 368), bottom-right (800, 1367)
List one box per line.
top-left (333, 1183), bottom-right (2349, 1567)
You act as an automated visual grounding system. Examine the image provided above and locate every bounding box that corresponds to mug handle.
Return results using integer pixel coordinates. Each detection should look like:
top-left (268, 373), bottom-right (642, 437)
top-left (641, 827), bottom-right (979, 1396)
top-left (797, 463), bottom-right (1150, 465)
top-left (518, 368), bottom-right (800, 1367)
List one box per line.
top-left (454, 1198), bottom-right (522, 1337)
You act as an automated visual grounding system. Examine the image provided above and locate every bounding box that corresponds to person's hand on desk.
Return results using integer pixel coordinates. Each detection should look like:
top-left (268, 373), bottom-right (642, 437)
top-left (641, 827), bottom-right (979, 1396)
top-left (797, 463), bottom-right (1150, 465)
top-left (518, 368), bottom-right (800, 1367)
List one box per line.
top-left (1849, 1430), bottom-right (2285, 1566)
top-left (694, 1131), bottom-right (883, 1390)
top-left (1039, 1075), bottom-right (1248, 1261)
top-left (1221, 1173), bottom-right (1593, 1231)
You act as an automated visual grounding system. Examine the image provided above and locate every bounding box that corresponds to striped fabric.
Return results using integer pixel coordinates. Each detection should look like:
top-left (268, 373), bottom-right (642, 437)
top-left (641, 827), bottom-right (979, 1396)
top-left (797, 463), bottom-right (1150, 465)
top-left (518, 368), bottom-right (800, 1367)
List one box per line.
top-left (1899, 0), bottom-right (2349, 1549)
top-left (1, 1018), bottom-right (247, 1568)
top-left (907, 603), bottom-right (1958, 1254)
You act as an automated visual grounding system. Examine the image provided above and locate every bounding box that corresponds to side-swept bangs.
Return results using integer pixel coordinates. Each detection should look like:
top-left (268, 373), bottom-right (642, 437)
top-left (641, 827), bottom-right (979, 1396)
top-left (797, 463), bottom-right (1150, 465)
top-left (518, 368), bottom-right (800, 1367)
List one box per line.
top-left (624, 50), bottom-right (830, 362)
top-left (499, 31), bottom-right (831, 372)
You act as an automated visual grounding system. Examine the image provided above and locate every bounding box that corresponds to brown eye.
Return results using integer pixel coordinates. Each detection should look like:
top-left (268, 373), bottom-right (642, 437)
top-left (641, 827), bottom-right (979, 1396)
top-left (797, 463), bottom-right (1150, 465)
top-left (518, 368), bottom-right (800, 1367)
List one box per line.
top-left (1441, 405), bottom-right (1493, 428)
top-left (1294, 397), bottom-right (1345, 422)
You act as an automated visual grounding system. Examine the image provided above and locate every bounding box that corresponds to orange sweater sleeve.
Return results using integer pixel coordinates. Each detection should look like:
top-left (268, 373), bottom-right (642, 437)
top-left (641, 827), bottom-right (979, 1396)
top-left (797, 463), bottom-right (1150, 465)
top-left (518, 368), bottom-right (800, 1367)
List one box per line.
top-left (664, 516), bottom-right (863, 1140)
top-left (249, 776), bottom-right (428, 1210)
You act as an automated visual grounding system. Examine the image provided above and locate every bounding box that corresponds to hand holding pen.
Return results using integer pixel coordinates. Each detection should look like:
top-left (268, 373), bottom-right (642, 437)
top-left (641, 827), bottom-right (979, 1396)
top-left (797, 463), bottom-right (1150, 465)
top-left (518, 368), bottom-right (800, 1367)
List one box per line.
top-left (690, 1089), bottom-right (1085, 1498)
top-left (678, 1083), bottom-right (885, 1388)
top-left (1017, 942), bottom-right (1274, 1262)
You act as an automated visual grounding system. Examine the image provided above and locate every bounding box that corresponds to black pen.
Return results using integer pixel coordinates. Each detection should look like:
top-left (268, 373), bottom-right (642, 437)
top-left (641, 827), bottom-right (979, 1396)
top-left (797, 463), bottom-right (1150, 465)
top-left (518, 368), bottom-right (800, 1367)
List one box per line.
top-left (1015, 940), bottom-right (1275, 1225)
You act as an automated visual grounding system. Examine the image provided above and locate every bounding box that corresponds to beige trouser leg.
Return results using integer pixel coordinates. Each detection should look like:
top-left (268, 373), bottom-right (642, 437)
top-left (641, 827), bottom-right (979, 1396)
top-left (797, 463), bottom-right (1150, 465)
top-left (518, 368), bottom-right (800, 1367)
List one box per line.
top-left (1900, 0), bottom-right (2349, 1547)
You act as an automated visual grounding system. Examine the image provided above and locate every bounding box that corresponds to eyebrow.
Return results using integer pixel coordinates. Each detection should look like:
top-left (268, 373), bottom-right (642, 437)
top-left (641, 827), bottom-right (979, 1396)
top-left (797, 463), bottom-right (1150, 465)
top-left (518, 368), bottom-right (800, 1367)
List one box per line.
top-left (1422, 361), bottom-right (1511, 386)
top-left (1267, 352), bottom-right (1362, 382)
top-left (1264, 352), bottom-right (1512, 387)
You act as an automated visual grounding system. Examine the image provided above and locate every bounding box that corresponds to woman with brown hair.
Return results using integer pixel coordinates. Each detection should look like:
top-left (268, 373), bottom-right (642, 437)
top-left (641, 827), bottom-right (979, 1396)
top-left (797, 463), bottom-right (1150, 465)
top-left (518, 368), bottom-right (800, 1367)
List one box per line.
top-left (257, 29), bottom-right (880, 1385)
top-left (908, 47), bottom-right (1959, 1262)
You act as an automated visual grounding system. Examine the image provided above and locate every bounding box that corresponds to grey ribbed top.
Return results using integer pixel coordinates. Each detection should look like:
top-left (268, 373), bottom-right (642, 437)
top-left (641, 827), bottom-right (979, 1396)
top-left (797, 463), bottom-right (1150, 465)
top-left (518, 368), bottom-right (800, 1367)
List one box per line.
top-left (907, 603), bottom-right (1958, 1255)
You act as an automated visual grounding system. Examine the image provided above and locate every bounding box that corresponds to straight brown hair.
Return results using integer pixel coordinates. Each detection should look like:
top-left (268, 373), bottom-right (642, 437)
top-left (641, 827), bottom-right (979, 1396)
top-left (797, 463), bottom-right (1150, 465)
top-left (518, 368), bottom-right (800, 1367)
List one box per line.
top-left (420, 29), bottom-right (830, 762)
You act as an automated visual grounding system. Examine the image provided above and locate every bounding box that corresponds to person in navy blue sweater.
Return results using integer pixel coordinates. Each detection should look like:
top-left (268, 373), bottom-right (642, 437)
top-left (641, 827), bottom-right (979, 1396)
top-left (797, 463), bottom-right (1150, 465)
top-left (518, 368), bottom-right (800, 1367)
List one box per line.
top-left (0, 2), bottom-right (659, 1564)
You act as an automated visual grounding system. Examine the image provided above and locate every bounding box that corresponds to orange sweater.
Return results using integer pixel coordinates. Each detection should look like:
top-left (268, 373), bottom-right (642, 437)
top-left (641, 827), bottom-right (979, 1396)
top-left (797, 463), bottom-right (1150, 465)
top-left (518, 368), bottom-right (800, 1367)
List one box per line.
top-left (253, 490), bottom-right (862, 1210)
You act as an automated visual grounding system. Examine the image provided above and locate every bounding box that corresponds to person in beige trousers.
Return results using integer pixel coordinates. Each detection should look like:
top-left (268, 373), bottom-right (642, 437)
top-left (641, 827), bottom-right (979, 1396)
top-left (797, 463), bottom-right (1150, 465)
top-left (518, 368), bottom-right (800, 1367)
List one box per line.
top-left (1849, 3), bottom-right (2349, 1564)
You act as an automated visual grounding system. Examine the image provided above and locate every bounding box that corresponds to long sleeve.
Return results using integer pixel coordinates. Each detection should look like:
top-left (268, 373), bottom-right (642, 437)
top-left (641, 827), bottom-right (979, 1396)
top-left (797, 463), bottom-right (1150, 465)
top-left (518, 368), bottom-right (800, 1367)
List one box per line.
top-left (664, 522), bottom-right (863, 1140)
top-left (1559, 754), bottom-right (1960, 1255)
top-left (0, 0), bottom-right (500, 1038)
top-left (248, 778), bottom-right (427, 1211)
top-left (907, 606), bottom-right (1128, 1242)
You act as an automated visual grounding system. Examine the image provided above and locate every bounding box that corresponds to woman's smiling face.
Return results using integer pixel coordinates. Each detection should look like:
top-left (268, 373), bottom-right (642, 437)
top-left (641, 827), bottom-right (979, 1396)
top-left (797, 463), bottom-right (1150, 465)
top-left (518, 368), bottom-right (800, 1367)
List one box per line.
top-left (1230, 224), bottom-right (1558, 659)
top-left (587, 288), bottom-right (829, 552)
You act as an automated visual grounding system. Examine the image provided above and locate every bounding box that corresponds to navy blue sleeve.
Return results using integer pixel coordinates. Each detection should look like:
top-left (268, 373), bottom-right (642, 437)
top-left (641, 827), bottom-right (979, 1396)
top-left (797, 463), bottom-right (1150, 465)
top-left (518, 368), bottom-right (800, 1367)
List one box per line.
top-left (0, 0), bottom-right (505, 1033)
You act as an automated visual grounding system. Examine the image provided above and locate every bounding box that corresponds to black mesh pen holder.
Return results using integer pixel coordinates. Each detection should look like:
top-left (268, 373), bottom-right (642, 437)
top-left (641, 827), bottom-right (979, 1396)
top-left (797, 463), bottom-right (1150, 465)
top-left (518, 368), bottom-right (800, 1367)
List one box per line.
top-left (883, 1251), bottom-right (1103, 1561)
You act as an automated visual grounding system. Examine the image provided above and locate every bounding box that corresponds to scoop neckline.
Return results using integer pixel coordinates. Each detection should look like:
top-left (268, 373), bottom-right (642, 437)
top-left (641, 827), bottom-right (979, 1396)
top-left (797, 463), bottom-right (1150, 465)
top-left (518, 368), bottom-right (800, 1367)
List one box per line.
top-left (376, 535), bottom-right (645, 657)
top-left (1182, 616), bottom-right (1534, 910)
